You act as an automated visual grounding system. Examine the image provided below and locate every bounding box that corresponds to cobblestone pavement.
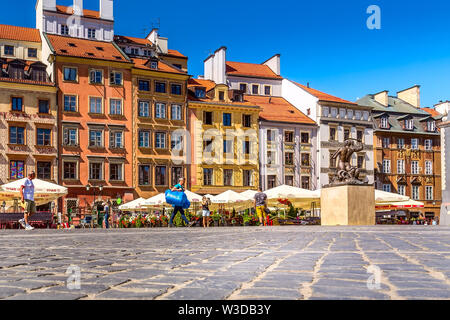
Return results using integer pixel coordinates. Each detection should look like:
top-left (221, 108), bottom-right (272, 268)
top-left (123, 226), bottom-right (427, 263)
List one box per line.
top-left (0, 226), bottom-right (449, 300)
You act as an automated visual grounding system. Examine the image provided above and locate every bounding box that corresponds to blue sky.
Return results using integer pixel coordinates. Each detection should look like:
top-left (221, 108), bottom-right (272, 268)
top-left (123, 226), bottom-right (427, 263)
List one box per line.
top-left (7, 0), bottom-right (450, 107)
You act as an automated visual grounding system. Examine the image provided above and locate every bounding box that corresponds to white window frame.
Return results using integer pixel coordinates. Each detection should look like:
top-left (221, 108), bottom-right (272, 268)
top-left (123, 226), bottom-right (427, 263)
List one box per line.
top-left (89, 69), bottom-right (103, 84)
top-left (171, 104), bottom-right (182, 120)
top-left (412, 185), bottom-right (420, 200)
top-left (411, 161), bottom-right (419, 175)
top-left (109, 99), bottom-right (122, 115)
top-left (155, 103), bottom-right (166, 119)
top-left (425, 161), bottom-right (433, 175)
top-left (382, 184), bottom-right (391, 193)
top-left (397, 159), bottom-right (405, 174)
top-left (425, 186), bottom-right (433, 201)
top-left (398, 185), bottom-right (406, 196)
top-left (411, 138), bottom-right (419, 150)
top-left (382, 159), bottom-right (391, 173)
top-left (155, 132), bottom-right (167, 149)
top-left (424, 139), bottom-right (433, 151)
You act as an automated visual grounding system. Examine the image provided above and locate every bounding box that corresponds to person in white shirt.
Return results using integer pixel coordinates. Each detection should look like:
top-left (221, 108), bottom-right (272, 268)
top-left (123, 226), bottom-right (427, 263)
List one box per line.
top-left (18, 172), bottom-right (36, 231)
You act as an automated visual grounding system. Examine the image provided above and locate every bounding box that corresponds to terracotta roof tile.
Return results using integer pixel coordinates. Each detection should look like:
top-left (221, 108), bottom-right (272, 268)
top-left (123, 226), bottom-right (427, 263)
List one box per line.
top-left (226, 61), bottom-right (282, 79)
top-left (0, 24), bottom-right (41, 43)
top-left (421, 107), bottom-right (441, 117)
top-left (244, 95), bottom-right (316, 124)
top-left (47, 34), bottom-right (129, 62)
top-left (187, 78), bottom-right (216, 92)
top-left (114, 35), bottom-right (153, 46)
top-left (166, 49), bottom-right (186, 58)
top-left (132, 58), bottom-right (185, 74)
top-left (55, 5), bottom-right (101, 19)
top-left (294, 82), bottom-right (356, 105)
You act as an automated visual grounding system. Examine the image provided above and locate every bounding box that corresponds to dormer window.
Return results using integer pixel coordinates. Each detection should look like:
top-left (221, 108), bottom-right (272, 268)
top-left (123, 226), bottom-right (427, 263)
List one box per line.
top-left (87, 29), bottom-right (96, 39)
top-left (405, 119), bottom-right (414, 130)
top-left (28, 48), bottom-right (37, 58)
top-left (4, 45), bottom-right (14, 56)
top-left (380, 117), bottom-right (389, 129)
top-left (130, 48), bottom-right (139, 55)
top-left (427, 120), bottom-right (436, 132)
top-left (61, 25), bottom-right (69, 36)
top-left (195, 88), bottom-right (206, 98)
top-left (219, 91), bottom-right (225, 101)
top-left (234, 93), bottom-right (243, 102)
top-left (150, 60), bottom-right (158, 70)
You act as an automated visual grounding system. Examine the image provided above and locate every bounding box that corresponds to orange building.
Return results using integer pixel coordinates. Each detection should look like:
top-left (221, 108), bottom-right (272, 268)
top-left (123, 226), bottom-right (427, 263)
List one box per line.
top-left (44, 34), bottom-right (134, 214)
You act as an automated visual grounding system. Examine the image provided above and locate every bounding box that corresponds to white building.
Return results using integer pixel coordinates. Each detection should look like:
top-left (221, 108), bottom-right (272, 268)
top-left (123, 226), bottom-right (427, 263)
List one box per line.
top-left (436, 101), bottom-right (450, 225)
top-left (36, 0), bottom-right (114, 42)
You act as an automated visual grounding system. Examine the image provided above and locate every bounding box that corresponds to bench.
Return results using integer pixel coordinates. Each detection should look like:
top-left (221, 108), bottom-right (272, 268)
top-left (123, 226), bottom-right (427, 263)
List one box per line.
top-left (0, 212), bottom-right (53, 229)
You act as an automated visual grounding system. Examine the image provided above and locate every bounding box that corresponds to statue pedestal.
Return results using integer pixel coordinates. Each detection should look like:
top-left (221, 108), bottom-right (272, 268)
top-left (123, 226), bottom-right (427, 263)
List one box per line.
top-left (321, 184), bottom-right (375, 226)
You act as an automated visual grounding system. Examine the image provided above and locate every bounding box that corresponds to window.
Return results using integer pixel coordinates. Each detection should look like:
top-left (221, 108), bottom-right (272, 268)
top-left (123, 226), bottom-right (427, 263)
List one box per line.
top-left (195, 88), bottom-right (205, 98)
top-left (382, 184), bottom-right (391, 193)
top-left (64, 95), bottom-right (77, 112)
top-left (301, 132), bottom-right (310, 144)
top-left (285, 131), bottom-right (294, 143)
top-left (155, 132), bottom-right (166, 149)
top-left (243, 170), bottom-right (252, 187)
top-left (425, 161), bottom-right (433, 175)
top-left (223, 113), bottom-right (232, 126)
top-left (412, 185), bottom-right (420, 200)
top-left (330, 151), bottom-right (337, 168)
top-left (89, 69), bottom-right (103, 84)
top-left (11, 97), bottom-right (23, 111)
top-left (4, 45), bottom-right (14, 56)
top-left (224, 169), bottom-right (233, 186)
top-left (380, 117), bottom-right (389, 129)
top-left (411, 138), bottom-right (419, 150)
top-left (322, 107), bottom-right (329, 117)
top-left (171, 84), bottom-right (182, 95)
top-left (267, 129), bottom-right (274, 142)
top-left (340, 109), bottom-right (346, 119)
top-left (63, 128), bottom-right (77, 146)
top-left (252, 84), bottom-right (259, 95)
top-left (427, 121), bottom-right (436, 132)
top-left (285, 152), bottom-right (294, 165)
top-left (243, 140), bottom-right (251, 154)
top-left (397, 138), bottom-right (405, 149)
top-left (411, 161), bottom-right (419, 175)
top-left (171, 105), bottom-right (182, 120)
top-left (268, 175), bottom-right (276, 189)
top-left (382, 137), bottom-right (390, 149)
top-left (37, 128), bottom-right (51, 146)
top-left (109, 99), bottom-right (122, 115)
top-left (10, 160), bottom-right (24, 180)
top-left (89, 97), bottom-right (102, 113)
top-left (110, 71), bottom-right (123, 85)
top-left (139, 101), bottom-right (150, 117)
top-left (347, 109), bottom-right (354, 119)
top-left (344, 128), bottom-right (350, 141)
top-left (130, 48), bottom-right (139, 55)
top-left (110, 163), bottom-right (123, 181)
top-left (155, 166), bottom-right (166, 186)
top-left (139, 165), bottom-right (151, 185)
top-left (239, 83), bottom-right (247, 92)
top-left (223, 140), bottom-right (233, 154)
top-left (37, 162), bottom-right (51, 180)
top-left (331, 108), bottom-right (338, 118)
top-left (89, 162), bottom-right (103, 180)
top-left (28, 48), bottom-right (37, 58)
top-left (424, 139), bottom-right (433, 151)
top-left (301, 153), bottom-right (310, 166)
top-left (405, 119), bottom-right (414, 130)
top-left (397, 160), bottom-right (405, 174)
top-left (398, 185), bottom-right (406, 196)
top-left (357, 154), bottom-right (365, 168)
top-left (89, 130), bottom-right (103, 147)
top-left (203, 139), bottom-right (213, 153)
top-left (9, 126), bottom-right (25, 145)
top-left (382, 159), bottom-right (391, 173)
top-left (203, 168), bottom-right (213, 186)
top-left (203, 111), bottom-right (213, 125)
top-left (87, 28), bottom-right (96, 39)
top-left (61, 25), bottom-right (69, 36)
top-left (301, 176), bottom-right (310, 190)
top-left (63, 67), bottom-right (77, 81)
top-left (356, 130), bottom-right (364, 142)
top-left (38, 100), bottom-right (50, 114)
top-left (171, 134), bottom-right (183, 150)
top-left (243, 115), bottom-right (251, 128)
top-left (110, 131), bottom-right (123, 149)
top-left (155, 81), bottom-right (166, 93)
top-left (139, 80), bottom-right (150, 91)
top-left (285, 176), bottom-right (294, 186)
top-left (425, 186), bottom-right (433, 200)
top-left (138, 130), bottom-right (150, 148)
top-left (264, 85), bottom-right (271, 95)
top-left (171, 167), bottom-right (183, 186)
top-left (218, 91), bottom-right (225, 101)
top-left (329, 127), bottom-right (336, 141)
top-left (63, 161), bottom-right (77, 180)
top-left (155, 103), bottom-right (166, 119)
top-left (150, 61), bottom-right (158, 70)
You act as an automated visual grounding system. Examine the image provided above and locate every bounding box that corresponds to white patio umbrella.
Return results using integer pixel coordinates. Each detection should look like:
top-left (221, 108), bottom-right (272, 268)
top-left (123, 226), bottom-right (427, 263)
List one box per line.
top-left (118, 198), bottom-right (147, 211)
top-left (184, 190), bottom-right (202, 203)
top-left (142, 190), bottom-right (202, 208)
top-left (0, 178), bottom-right (67, 207)
top-left (240, 190), bottom-right (258, 200)
top-left (376, 199), bottom-right (424, 210)
top-left (210, 190), bottom-right (251, 211)
top-left (264, 185), bottom-right (319, 207)
top-left (375, 190), bottom-right (410, 203)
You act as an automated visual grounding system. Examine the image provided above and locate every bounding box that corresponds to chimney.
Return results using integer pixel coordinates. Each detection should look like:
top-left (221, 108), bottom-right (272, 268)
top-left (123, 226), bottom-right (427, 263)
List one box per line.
top-left (156, 37), bottom-right (168, 54)
top-left (204, 55), bottom-right (214, 81)
top-left (435, 101), bottom-right (450, 116)
top-left (73, 0), bottom-right (83, 16)
top-left (147, 29), bottom-right (158, 45)
top-left (42, 0), bottom-right (56, 11)
top-left (397, 85), bottom-right (420, 108)
top-left (374, 90), bottom-right (389, 106)
top-left (100, 0), bottom-right (114, 21)
top-left (213, 46), bottom-right (227, 85)
top-left (262, 54), bottom-right (281, 76)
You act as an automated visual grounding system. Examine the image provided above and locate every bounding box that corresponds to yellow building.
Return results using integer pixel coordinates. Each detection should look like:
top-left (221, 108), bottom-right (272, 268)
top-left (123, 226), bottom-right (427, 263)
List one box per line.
top-left (0, 25), bottom-right (57, 190)
top-left (188, 78), bottom-right (260, 194)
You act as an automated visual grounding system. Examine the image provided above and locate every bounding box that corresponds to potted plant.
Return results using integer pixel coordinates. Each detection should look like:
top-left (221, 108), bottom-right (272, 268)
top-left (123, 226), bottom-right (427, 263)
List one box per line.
top-left (212, 213), bottom-right (220, 227)
top-left (243, 214), bottom-right (251, 226)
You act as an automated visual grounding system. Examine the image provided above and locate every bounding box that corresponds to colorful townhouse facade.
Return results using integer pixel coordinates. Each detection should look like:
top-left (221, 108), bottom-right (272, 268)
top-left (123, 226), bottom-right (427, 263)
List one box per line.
top-left (357, 86), bottom-right (442, 220)
top-left (0, 25), bottom-right (57, 206)
top-left (434, 101), bottom-right (449, 225)
top-left (202, 48), bottom-right (318, 191)
top-left (187, 77), bottom-right (260, 194)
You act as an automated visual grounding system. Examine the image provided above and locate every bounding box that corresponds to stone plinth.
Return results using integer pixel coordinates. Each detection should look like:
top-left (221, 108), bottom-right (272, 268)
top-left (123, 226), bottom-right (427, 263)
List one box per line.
top-left (321, 184), bottom-right (375, 226)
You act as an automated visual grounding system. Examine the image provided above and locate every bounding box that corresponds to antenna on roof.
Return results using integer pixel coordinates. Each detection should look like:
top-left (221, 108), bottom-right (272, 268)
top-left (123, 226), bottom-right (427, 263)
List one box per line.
top-left (151, 18), bottom-right (161, 30)
top-left (307, 82), bottom-right (310, 88)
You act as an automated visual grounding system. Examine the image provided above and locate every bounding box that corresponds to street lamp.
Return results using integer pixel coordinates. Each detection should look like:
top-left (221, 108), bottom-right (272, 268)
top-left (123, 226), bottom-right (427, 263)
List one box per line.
top-left (86, 184), bottom-right (104, 212)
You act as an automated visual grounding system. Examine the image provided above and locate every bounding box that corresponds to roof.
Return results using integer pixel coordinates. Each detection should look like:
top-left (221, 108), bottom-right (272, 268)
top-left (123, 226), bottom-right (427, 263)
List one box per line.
top-left (244, 95), bottom-right (316, 125)
top-left (54, 5), bottom-right (101, 20)
top-left (114, 35), bottom-right (187, 58)
top-left (226, 61), bottom-right (282, 79)
top-left (0, 24), bottom-right (41, 43)
top-left (167, 49), bottom-right (186, 58)
top-left (132, 58), bottom-right (186, 74)
top-left (422, 107), bottom-right (441, 117)
top-left (294, 82), bottom-right (356, 105)
top-left (187, 78), bottom-right (216, 92)
top-left (46, 34), bottom-right (129, 62)
top-left (357, 94), bottom-right (430, 115)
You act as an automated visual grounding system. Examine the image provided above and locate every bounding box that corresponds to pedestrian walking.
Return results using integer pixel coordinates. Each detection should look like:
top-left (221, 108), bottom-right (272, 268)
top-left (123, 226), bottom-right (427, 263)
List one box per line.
top-left (169, 178), bottom-right (194, 227)
top-left (202, 196), bottom-right (211, 228)
top-left (18, 171), bottom-right (37, 231)
top-left (254, 187), bottom-right (268, 227)
top-left (104, 200), bottom-right (111, 229)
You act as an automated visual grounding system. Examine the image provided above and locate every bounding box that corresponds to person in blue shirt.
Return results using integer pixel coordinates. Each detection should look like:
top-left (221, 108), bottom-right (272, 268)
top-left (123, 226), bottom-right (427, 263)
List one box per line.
top-left (169, 178), bottom-right (193, 227)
